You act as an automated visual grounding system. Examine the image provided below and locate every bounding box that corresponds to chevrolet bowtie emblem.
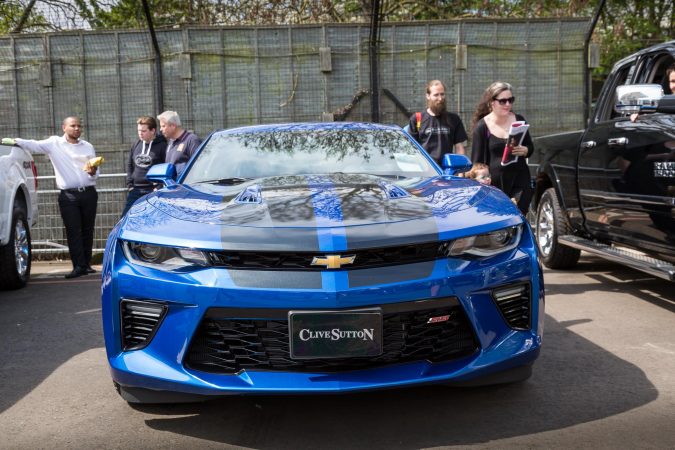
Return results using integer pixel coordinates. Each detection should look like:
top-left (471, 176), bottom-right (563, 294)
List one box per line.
top-left (311, 254), bottom-right (356, 269)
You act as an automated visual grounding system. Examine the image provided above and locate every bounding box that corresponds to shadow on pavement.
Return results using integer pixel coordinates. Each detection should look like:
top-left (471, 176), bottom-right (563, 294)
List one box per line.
top-left (137, 317), bottom-right (657, 448)
top-left (0, 263), bottom-right (663, 448)
top-left (544, 255), bottom-right (675, 313)
top-left (0, 276), bottom-right (103, 413)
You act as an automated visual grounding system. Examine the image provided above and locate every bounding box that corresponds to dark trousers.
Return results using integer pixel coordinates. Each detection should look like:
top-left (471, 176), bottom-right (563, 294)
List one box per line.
top-left (122, 186), bottom-right (153, 217)
top-left (58, 187), bottom-right (98, 269)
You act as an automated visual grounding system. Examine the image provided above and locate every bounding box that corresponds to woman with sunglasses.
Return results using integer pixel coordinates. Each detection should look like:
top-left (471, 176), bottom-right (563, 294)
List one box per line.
top-left (470, 81), bottom-right (534, 215)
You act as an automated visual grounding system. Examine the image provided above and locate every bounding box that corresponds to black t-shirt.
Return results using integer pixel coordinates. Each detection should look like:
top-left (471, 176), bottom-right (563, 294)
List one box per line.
top-left (408, 111), bottom-right (468, 163)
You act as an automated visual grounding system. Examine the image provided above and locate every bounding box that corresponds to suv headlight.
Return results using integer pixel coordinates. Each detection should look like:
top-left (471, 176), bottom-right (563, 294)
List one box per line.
top-left (449, 225), bottom-right (522, 257)
top-left (122, 241), bottom-right (211, 271)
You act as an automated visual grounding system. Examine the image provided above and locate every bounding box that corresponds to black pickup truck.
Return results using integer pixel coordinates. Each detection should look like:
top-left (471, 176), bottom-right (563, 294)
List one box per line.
top-left (531, 41), bottom-right (675, 281)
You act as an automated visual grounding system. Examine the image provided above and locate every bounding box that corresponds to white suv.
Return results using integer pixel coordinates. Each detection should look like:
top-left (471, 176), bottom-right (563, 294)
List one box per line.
top-left (0, 144), bottom-right (38, 290)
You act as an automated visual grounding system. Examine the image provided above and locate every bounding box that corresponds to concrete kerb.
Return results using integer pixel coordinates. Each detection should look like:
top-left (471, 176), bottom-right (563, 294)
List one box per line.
top-left (31, 260), bottom-right (103, 279)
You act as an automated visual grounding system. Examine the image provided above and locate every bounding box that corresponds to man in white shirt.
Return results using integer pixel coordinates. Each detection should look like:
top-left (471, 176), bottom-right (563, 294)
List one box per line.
top-left (2, 117), bottom-right (99, 279)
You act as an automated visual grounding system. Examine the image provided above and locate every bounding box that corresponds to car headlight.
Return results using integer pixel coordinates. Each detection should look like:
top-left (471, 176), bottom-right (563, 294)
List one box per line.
top-left (122, 241), bottom-right (211, 271)
top-left (449, 225), bottom-right (522, 257)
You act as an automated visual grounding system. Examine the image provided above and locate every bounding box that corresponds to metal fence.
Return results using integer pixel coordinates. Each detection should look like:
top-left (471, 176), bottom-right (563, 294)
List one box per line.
top-left (32, 173), bottom-right (127, 254)
top-left (1, 19), bottom-right (590, 254)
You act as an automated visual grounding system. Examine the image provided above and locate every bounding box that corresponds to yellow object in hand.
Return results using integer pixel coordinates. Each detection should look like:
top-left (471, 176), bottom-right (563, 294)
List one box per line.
top-left (83, 156), bottom-right (104, 172)
top-left (89, 156), bottom-right (104, 167)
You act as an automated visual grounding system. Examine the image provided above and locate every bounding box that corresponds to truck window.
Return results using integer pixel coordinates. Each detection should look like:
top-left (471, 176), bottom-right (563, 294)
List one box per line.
top-left (597, 64), bottom-right (632, 121)
top-left (648, 55), bottom-right (675, 94)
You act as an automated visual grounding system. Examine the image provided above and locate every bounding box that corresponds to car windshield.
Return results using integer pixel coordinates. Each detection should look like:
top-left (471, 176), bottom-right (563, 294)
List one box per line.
top-left (182, 127), bottom-right (438, 184)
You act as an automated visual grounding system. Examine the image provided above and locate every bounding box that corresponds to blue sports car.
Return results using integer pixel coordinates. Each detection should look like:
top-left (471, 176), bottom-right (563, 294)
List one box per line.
top-left (102, 122), bottom-right (544, 403)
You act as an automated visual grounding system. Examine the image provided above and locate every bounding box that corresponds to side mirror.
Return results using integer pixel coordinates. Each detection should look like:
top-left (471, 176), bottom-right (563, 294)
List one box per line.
top-left (146, 163), bottom-right (177, 186)
top-left (442, 153), bottom-right (472, 175)
top-left (614, 84), bottom-right (663, 115)
top-left (656, 94), bottom-right (675, 114)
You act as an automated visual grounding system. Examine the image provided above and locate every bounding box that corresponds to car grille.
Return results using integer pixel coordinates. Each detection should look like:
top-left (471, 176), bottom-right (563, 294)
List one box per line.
top-left (120, 299), bottom-right (168, 351)
top-left (185, 299), bottom-right (478, 374)
top-left (491, 283), bottom-right (531, 330)
top-left (207, 241), bottom-right (453, 270)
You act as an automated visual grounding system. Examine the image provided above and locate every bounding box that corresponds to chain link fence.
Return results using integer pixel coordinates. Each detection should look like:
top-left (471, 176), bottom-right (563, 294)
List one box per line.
top-left (0, 18), bottom-right (589, 254)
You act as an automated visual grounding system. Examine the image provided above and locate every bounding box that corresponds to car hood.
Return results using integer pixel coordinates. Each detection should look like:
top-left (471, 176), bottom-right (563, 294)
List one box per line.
top-left (120, 173), bottom-right (522, 251)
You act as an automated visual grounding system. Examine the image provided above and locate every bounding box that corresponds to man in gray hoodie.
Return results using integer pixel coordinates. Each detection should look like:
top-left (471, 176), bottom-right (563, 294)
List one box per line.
top-left (122, 116), bottom-right (167, 217)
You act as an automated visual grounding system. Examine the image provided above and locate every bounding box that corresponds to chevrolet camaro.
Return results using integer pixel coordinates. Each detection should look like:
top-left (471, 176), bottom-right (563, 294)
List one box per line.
top-left (102, 122), bottom-right (543, 403)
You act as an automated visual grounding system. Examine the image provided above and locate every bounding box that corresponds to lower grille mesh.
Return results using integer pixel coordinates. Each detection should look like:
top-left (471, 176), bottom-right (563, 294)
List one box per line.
top-left (121, 300), bottom-right (167, 351)
top-left (185, 303), bottom-right (478, 374)
top-left (492, 284), bottom-right (531, 330)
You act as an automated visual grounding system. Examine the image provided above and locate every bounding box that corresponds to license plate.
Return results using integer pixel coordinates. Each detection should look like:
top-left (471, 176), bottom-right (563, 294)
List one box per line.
top-left (289, 310), bottom-right (383, 359)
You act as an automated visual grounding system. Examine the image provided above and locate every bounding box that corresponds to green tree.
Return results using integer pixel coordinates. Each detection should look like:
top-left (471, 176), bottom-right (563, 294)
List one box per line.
top-left (594, 0), bottom-right (674, 76)
top-left (0, 0), bottom-right (50, 33)
top-left (1, 0), bottom-right (673, 78)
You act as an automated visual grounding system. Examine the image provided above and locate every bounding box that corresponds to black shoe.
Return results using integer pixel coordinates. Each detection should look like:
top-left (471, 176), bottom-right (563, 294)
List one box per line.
top-left (86, 266), bottom-right (97, 274)
top-left (65, 267), bottom-right (88, 279)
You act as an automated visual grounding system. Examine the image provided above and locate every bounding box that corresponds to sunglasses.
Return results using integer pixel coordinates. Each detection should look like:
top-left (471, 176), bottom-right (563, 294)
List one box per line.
top-left (494, 96), bottom-right (515, 105)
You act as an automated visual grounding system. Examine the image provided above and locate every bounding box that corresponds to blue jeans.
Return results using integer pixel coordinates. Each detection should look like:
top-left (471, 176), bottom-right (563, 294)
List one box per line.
top-left (122, 186), bottom-right (153, 217)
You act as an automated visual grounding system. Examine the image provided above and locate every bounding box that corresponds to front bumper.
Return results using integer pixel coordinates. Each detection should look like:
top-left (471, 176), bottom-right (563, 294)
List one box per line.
top-left (102, 230), bottom-right (544, 397)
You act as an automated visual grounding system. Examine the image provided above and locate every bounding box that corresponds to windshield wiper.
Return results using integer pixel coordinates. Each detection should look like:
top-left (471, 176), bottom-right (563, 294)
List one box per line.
top-left (372, 173), bottom-right (409, 180)
top-left (202, 177), bottom-right (252, 185)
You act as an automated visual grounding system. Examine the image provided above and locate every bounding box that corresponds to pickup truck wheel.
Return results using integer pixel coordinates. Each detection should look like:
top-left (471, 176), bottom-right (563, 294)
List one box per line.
top-left (536, 188), bottom-right (580, 269)
top-left (0, 206), bottom-right (31, 290)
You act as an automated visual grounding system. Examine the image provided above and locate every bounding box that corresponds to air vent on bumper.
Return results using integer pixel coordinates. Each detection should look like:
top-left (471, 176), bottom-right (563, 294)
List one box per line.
top-left (120, 299), bottom-right (168, 351)
top-left (491, 284), bottom-right (531, 330)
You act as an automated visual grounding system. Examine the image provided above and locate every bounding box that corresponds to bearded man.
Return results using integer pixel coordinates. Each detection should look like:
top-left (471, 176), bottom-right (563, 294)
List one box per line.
top-left (407, 80), bottom-right (468, 164)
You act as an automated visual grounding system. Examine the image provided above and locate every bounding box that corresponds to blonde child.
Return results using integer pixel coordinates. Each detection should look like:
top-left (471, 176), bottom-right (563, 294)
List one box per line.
top-left (467, 162), bottom-right (492, 185)
top-left (468, 162), bottom-right (518, 205)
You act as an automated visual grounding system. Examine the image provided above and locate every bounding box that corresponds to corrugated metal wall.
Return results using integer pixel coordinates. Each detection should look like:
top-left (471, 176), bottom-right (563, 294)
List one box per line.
top-left (0, 19), bottom-right (589, 253)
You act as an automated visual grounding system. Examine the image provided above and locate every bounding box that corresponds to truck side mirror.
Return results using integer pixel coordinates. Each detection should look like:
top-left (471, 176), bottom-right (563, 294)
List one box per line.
top-left (614, 84), bottom-right (663, 116)
top-left (656, 94), bottom-right (675, 114)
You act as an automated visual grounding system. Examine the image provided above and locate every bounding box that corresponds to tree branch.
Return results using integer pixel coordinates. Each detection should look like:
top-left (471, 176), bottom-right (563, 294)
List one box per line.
top-left (12, 0), bottom-right (37, 33)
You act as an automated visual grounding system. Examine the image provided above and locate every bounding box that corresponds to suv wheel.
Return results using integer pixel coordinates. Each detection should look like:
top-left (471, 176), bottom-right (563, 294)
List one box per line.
top-left (0, 205), bottom-right (31, 290)
top-left (536, 188), bottom-right (580, 269)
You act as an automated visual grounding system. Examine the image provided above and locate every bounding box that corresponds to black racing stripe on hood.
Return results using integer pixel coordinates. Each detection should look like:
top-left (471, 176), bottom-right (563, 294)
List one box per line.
top-left (218, 227), bottom-right (323, 252)
top-left (348, 261), bottom-right (436, 288)
top-left (344, 208), bottom-right (439, 250)
top-left (220, 177), bottom-right (321, 251)
top-left (343, 182), bottom-right (438, 250)
top-left (228, 270), bottom-right (322, 289)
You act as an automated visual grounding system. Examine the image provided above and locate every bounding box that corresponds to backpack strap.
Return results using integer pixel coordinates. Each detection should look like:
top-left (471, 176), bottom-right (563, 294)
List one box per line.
top-left (415, 112), bottom-right (422, 131)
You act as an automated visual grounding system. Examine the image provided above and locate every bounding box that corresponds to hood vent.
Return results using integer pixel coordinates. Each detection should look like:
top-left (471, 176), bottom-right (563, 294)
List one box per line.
top-left (379, 181), bottom-right (409, 199)
top-left (234, 184), bottom-right (262, 204)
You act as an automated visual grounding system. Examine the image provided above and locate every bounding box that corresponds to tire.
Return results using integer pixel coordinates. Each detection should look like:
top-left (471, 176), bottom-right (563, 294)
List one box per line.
top-left (535, 188), bottom-right (580, 269)
top-left (0, 205), bottom-right (32, 290)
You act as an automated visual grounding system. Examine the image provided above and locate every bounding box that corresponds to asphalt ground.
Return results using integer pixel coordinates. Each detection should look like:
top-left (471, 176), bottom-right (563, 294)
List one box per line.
top-left (1, 255), bottom-right (674, 449)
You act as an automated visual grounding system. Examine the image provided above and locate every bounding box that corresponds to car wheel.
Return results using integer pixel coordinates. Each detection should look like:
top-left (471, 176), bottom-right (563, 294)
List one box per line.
top-left (0, 205), bottom-right (32, 290)
top-left (536, 188), bottom-right (580, 269)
